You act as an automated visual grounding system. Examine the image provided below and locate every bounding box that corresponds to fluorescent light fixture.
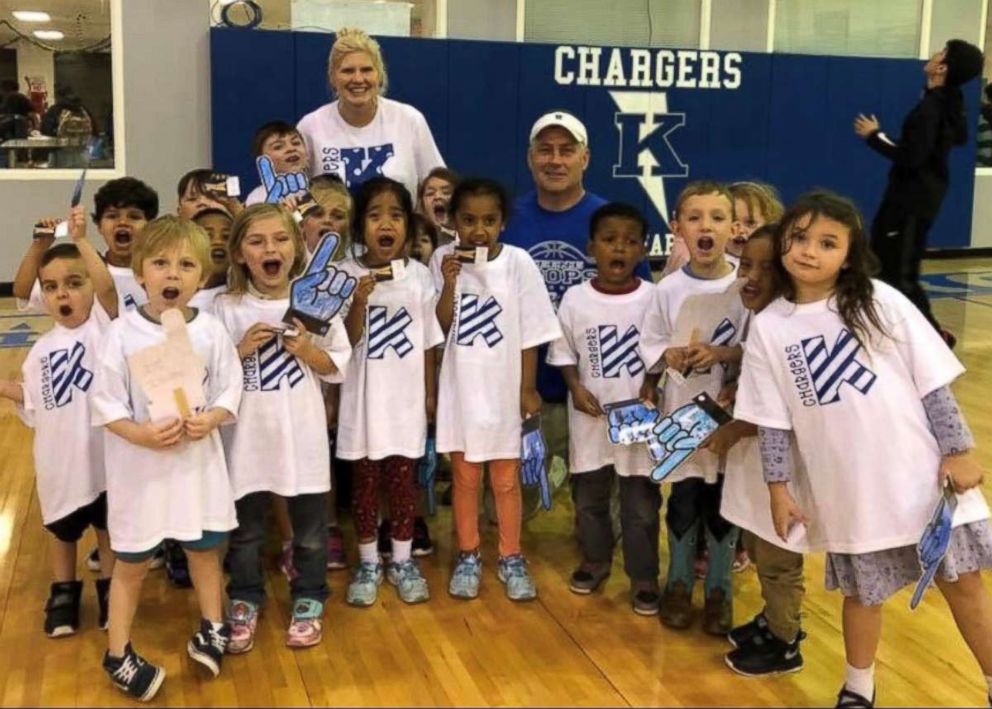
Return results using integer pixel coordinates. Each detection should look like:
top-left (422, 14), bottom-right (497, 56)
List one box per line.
top-left (218, 0), bottom-right (239, 5)
top-left (12, 10), bottom-right (51, 22)
top-left (33, 29), bottom-right (64, 40)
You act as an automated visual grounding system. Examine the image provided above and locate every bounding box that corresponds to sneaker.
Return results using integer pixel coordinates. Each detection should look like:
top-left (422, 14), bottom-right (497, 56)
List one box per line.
top-left (279, 542), bottom-right (299, 582)
top-left (187, 618), bottom-right (230, 678)
top-left (44, 581), bottom-right (82, 638)
top-left (411, 517), bottom-right (435, 557)
top-left (659, 581), bottom-right (693, 630)
top-left (728, 612), bottom-right (768, 649)
top-left (326, 525), bottom-right (347, 570)
top-left (702, 588), bottom-right (733, 636)
top-left (86, 547), bottom-right (101, 572)
top-left (103, 643), bottom-right (165, 702)
top-left (378, 520), bottom-right (392, 559)
top-left (149, 544), bottom-right (166, 571)
top-left (836, 686), bottom-right (875, 708)
top-left (449, 551), bottom-right (482, 599)
top-left (725, 630), bottom-right (803, 676)
top-left (568, 563), bottom-right (610, 595)
top-left (387, 559), bottom-right (430, 604)
top-left (225, 600), bottom-right (259, 655)
top-left (497, 554), bottom-right (537, 601)
top-left (632, 588), bottom-right (661, 616)
top-left (165, 541), bottom-right (192, 588)
top-left (96, 578), bottom-right (111, 631)
top-left (346, 561), bottom-right (383, 607)
top-left (731, 549), bottom-right (751, 574)
top-left (286, 599), bottom-right (323, 648)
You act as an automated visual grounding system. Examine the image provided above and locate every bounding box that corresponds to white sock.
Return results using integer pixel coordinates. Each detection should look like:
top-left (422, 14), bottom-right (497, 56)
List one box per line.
top-left (985, 674), bottom-right (992, 696)
top-left (358, 541), bottom-right (378, 565)
top-left (844, 663), bottom-right (875, 699)
top-left (391, 538), bottom-right (412, 564)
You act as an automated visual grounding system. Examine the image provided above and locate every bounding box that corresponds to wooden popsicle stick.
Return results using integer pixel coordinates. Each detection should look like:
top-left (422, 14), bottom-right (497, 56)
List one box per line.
top-left (173, 388), bottom-right (192, 419)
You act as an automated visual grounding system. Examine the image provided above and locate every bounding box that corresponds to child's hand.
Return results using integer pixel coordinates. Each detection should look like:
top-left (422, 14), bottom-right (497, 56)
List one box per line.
top-left (716, 382), bottom-right (737, 409)
top-left (520, 387), bottom-right (542, 419)
top-left (703, 422), bottom-right (743, 457)
top-left (663, 347), bottom-right (688, 371)
top-left (639, 377), bottom-right (659, 406)
top-left (237, 322), bottom-right (276, 359)
top-left (440, 254), bottom-right (461, 289)
top-left (941, 452), bottom-right (986, 494)
top-left (134, 418), bottom-right (185, 449)
top-left (184, 408), bottom-right (225, 441)
top-left (686, 342), bottom-right (719, 370)
top-left (769, 483), bottom-right (806, 542)
top-left (353, 275), bottom-right (376, 305)
top-left (0, 379), bottom-right (24, 403)
top-left (34, 217), bottom-right (60, 243)
top-left (570, 384), bottom-right (604, 417)
top-left (67, 205), bottom-right (87, 242)
top-left (283, 318), bottom-right (315, 358)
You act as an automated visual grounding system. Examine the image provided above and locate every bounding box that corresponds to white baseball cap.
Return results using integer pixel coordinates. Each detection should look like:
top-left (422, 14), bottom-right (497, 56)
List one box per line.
top-left (529, 111), bottom-right (588, 145)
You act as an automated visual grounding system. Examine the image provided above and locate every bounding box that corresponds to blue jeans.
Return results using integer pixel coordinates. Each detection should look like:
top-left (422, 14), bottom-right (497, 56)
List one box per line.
top-left (225, 491), bottom-right (328, 605)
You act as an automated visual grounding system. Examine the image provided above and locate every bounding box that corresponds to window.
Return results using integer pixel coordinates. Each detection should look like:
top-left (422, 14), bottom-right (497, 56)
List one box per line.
top-left (218, 0), bottom-right (439, 38)
top-left (524, 0), bottom-right (701, 49)
top-left (773, 0), bottom-right (921, 58)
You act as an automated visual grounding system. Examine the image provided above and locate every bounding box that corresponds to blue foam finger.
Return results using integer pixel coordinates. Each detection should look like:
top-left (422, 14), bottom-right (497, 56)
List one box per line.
top-left (307, 233), bottom-right (339, 273)
top-left (910, 486), bottom-right (957, 609)
top-left (418, 435), bottom-right (437, 516)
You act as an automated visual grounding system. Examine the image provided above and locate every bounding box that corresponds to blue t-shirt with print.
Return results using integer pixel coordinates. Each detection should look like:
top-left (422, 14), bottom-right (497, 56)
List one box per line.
top-left (502, 190), bottom-right (653, 402)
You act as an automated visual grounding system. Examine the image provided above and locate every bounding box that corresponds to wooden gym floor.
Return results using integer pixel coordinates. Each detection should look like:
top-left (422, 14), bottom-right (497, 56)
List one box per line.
top-left (0, 259), bottom-right (990, 707)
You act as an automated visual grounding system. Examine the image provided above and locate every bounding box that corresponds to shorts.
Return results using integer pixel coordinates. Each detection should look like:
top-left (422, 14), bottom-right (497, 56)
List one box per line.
top-left (44, 493), bottom-right (107, 543)
top-left (115, 530), bottom-right (229, 564)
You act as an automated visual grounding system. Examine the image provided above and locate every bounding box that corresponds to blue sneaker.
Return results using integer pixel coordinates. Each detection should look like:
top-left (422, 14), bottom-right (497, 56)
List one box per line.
top-left (448, 552), bottom-right (482, 599)
top-left (346, 561), bottom-right (382, 607)
top-left (387, 559), bottom-right (430, 604)
top-left (498, 554), bottom-right (537, 601)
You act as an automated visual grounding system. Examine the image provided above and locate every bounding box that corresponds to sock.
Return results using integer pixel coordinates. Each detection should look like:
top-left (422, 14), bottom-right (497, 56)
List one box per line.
top-left (358, 541), bottom-right (378, 565)
top-left (844, 663), bottom-right (875, 699)
top-left (391, 538), bottom-right (412, 564)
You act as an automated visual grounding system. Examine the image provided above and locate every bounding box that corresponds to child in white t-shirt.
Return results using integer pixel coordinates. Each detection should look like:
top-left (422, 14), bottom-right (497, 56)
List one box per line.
top-left (188, 207), bottom-right (233, 314)
top-left (639, 181), bottom-right (746, 632)
top-left (215, 203), bottom-right (351, 654)
top-left (546, 202), bottom-right (658, 612)
top-left (336, 177), bottom-right (444, 607)
top-left (0, 207), bottom-right (118, 639)
top-left (92, 216), bottom-right (243, 701)
top-left (432, 178), bottom-right (561, 602)
top-left (724, 181), bottom-right (783, 269)
top-left (243, 121), bottom-right (310, 206)
top-left (735, 191), bottom-right (992, 708)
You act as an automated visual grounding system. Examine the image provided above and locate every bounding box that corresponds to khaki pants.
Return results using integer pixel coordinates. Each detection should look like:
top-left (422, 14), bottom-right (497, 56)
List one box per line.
top-left (742, 530), bottom-right (805, 642)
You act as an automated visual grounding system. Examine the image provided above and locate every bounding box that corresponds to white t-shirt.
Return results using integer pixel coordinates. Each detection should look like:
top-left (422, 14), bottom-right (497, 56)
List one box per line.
top-left (336, 258), bottom-right (444, 461)
top-left (735, 280), bottom-right (989, 554)
top-left (546, 280), bottom-right (655, 477)
top-left (430, 243), bottom-right (562, 462)
top-left (214, 292), bottom-right (351, 498)
top-left (91, 309), bottom-right (243, 553)
top-left (638, 265), bottom-right (745, 483)
top-left (297, 97), bottom-right (444, 198)
top-left (189, 284), bottom-right (226, 314)
top-left (18, 302), bottom-right (111, 524)
top-left (19, 263), bottom-right (147, 315)
top-left (244, 185), bottom-right (265, 206)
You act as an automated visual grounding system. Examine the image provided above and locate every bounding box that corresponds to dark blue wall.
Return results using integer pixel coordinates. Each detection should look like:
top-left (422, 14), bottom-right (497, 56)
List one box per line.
top-left (211, 28), bottom-right (980, 249)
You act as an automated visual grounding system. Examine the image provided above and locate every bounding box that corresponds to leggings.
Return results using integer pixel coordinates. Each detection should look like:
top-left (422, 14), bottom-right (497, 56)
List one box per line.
top-left (451, 453), bottom-right (522, 557)
top-left (352, 456), bottom-right (417, 541)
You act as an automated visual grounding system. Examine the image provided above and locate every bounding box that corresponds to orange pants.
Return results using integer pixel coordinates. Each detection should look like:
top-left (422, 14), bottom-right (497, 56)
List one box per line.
top-left (451, 453), bottom-right (522, 558)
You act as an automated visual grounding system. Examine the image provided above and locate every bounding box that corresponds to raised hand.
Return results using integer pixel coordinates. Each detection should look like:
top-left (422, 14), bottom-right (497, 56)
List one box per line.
top-left (257, 155), bottom-right (309, 204)
top-left (910, 485), bottom-right (958, 609)
top-left (285, 232), bottom-right (357, 335)
top-left (520, 416), bottom-right (551, 511)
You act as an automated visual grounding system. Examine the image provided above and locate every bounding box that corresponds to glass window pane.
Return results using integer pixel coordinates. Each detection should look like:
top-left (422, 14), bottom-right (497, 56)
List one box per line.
top-left (774, 0), bottom-right (921, 58)
top-left (525, 0), bottom-right (701, 49)
top-left (710, 0), bottom-right (770, 52)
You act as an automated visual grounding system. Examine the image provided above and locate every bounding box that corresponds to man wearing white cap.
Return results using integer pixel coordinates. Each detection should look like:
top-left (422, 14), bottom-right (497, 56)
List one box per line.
top-left (502, 111), bottom-right (652, 500)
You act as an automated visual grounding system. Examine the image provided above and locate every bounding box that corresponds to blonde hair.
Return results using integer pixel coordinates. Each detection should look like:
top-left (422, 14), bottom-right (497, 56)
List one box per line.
top-left (729, 181), bottom-right (785, 224)
top-left (311, 180), bottom-right (353, 259)
top-left (328, 27), bottom-right (389, 96)
top-left (226, 204), bottom-right (307, 295)
top-left (674, 180), bottom-right (735, 219)
top-left (131, 215), bottom-right (210, 279)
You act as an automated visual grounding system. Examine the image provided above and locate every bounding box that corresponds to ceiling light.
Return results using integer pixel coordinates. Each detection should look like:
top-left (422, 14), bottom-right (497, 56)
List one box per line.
top-left (218, 0), bottom-right (238, 5)
top-left (33, 30), bottom-right (64, 40)
top-left (12, 10), bottom-right (51, 22)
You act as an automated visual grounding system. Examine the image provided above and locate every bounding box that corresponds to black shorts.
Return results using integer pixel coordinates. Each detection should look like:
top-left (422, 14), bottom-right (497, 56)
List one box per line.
top-left (44, 493), bottom-right (108, 543)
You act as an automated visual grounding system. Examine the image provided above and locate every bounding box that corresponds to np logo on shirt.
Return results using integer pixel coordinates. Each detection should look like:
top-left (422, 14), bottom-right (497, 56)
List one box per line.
top-left (456, 294), bottom-right (503, 347)
top-left (587, 324), bottom-right (643, 378)
top-left (528, 242), bottom-right (597, 308)
top-left (367, 305), bottom-right (414, 359)
top-left (785, 329), bottom-right (877, 407)
top-left (40, 342), bottom-right (93, 409)
top-left (243, 338), bottom-right (304, 392)
top-left (320, 144), bottom-right (395, 188)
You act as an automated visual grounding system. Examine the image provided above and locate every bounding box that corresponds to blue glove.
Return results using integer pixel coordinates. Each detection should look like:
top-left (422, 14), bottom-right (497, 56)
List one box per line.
top-left (910, 485), bottom-right (958, 609)
top-left (648, 400), bottom-right (723, 483)
top-left (418, 435), bottom-right (437, 516)
top-left (520, 416), bottom-right (551, 511)
top-left (257, 155), bottom-right (309, 204)
top-left (606, 399), bottom-right (659, 445)
top-left (284, 232), bottom-right (357, 335)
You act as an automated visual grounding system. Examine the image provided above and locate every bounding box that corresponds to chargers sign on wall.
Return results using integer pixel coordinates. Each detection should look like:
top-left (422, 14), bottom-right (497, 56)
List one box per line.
top-left (211, 29), bottom-right (978, 251)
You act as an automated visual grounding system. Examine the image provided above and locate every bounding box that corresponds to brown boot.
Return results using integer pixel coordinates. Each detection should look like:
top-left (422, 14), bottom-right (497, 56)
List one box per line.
top-left (702, 587), bottom-right (733, 636)
top-left (659, 581), bottom-right (693, 629)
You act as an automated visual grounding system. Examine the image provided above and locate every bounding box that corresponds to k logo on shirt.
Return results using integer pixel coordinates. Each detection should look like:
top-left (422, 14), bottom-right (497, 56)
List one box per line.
top-left (244, 338), bottom-right (304, 392)
top-left (41, 342), bottom-right (93, 409)
top-left (588, 324), bottom-right (643, 378)
top-left (320, 144), bottom-right (395, 188)
top-left (367, 305), bottom-right (414, 359)
top-left (122, 293), bottom-right (137, 310)
top-left (456, 294), bottom-right (503, 347)
top-left (786, 328), bottom-right (877, 407)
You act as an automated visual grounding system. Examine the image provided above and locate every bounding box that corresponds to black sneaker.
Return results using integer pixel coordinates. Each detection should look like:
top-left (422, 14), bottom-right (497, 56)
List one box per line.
top-left (632, 588), bottom-right (661, 616)
top-left (149, 544), bottom-right (166, 570)
top-left (187, 618), bottom-right (230, 678)
top-left (725, 629), bottom-right (803, 676)
top-left (86, 547), bottom-right (101, 572)
top-left (568, 564), bottom-right (610, 595)
top-left (44, 581), bottom-right (82, 637)
top-left (378, 520), bottom-right (392, 559)
top-left (836, 686), bottom-right (874, 708)
top-left (96, 577), bottom-right (111, 631)
top-left (103, 643), bottom-right (165, 702)
top-left (727, 612), bottom-right (768, 648)
top-left (165, 541), bottom-right (192, 588)
top-left (412, 517), bottom-right (434, 557)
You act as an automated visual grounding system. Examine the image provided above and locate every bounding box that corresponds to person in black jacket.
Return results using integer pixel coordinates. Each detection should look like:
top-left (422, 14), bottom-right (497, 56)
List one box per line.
top-left (854, 39), bottom-right (984, 347)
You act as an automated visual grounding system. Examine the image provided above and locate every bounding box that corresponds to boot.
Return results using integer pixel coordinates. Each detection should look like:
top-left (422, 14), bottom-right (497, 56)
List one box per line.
top-left (702, 526), bottom-right (737, 636)
top-left (660, 523), bottom-right (698, 630)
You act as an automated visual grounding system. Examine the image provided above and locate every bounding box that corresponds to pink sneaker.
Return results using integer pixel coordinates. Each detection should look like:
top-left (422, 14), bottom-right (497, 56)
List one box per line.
top-left (279, 542), bottom-right (299, 581)
top-left (226, 600), bottom-right (258, 654)
top-left (326, 526), bottom-right (347, 570)
top-left (286, 599), bottom-right (323, 649)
